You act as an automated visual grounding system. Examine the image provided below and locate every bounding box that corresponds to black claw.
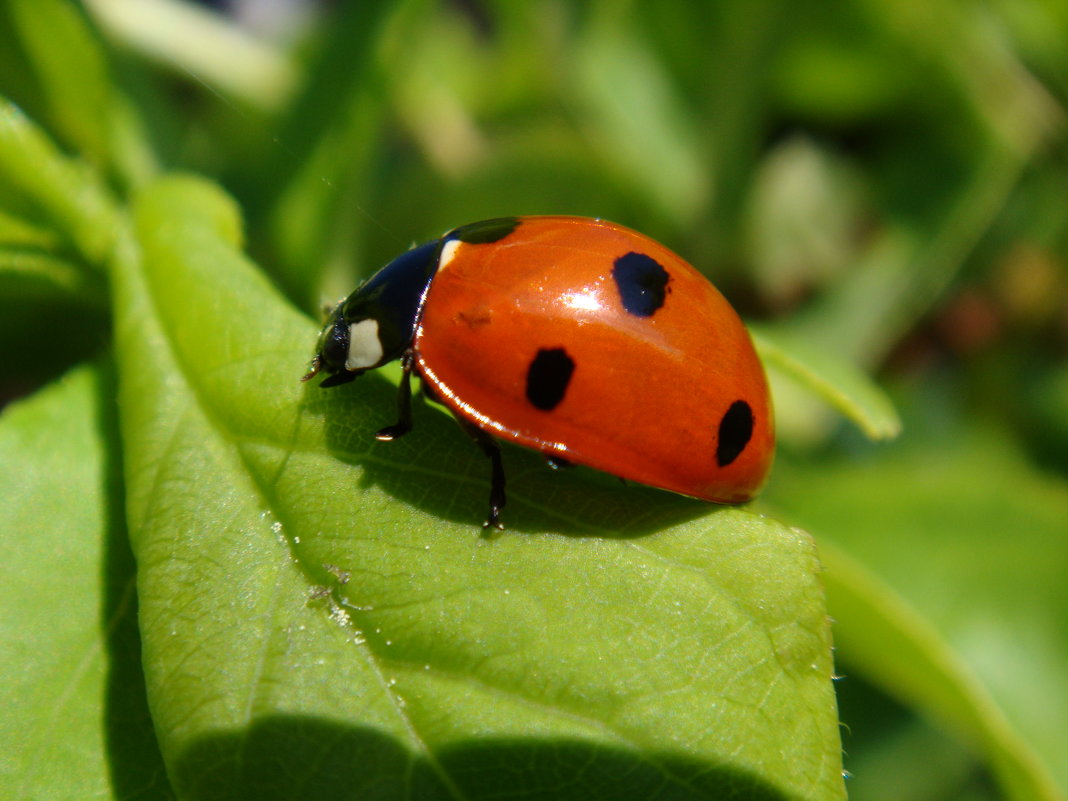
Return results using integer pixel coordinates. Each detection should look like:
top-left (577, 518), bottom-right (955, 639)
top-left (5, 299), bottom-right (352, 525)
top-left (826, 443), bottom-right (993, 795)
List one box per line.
top-left (375, 423), bottom-right (410, 442)
top-left (482, 505), bottom-right (505, 531)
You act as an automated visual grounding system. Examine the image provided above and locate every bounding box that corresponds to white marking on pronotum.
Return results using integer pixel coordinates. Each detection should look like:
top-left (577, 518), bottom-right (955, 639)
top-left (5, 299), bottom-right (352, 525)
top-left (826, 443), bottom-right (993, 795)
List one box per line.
top-left (438, 238), bottom-right (462, 269)
top-left (346, 319), bottom-right (384, 370)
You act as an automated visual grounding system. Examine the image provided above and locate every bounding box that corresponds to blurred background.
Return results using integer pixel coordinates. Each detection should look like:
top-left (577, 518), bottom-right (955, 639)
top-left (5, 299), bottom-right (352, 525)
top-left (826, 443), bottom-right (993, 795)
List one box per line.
top-left (3, 0), bottom-right (1066, 798)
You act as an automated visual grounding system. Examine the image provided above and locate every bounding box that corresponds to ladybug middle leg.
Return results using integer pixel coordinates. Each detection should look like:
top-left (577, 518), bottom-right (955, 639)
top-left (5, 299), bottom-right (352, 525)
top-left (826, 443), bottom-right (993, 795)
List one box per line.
top-left (455, 418), bottom-right (507, 530)
top-left (376, 352), bottom-right (507, 529)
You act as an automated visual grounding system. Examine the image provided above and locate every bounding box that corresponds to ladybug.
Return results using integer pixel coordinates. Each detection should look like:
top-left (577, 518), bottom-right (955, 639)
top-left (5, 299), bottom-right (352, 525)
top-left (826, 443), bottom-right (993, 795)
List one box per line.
top-left (303, 216), bottom-right (774, 528)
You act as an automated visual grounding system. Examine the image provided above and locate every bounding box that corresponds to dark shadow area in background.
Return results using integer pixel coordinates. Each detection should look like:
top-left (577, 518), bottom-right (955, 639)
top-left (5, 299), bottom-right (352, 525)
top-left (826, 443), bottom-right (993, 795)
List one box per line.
top-left (96, 358), bottom-right (175, 800)
top-left (834, 664), bottom-right (998, 800)
top-left (173, 714), bottom-right (791, 801)
top-left (0, 281), bottom-right (109, 408)
top-left (307, 373), bottom-right (721, 538)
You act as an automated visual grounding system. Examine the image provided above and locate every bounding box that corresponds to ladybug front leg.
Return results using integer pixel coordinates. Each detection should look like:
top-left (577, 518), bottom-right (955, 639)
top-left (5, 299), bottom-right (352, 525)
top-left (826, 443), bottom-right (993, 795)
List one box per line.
top-left (375, 351), bottom-right (415, 442)
top-left (455, 418), bottom-right (507, 530)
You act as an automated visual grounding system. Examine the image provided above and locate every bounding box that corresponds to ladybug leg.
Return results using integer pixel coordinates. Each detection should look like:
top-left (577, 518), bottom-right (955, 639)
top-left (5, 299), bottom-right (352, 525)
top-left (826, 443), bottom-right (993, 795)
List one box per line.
top-left (456, 418), bottom-right (507, 530)
top-left (375, 351), bottom-right (414, 442)
top-left (476, 435), bottom-right (507, 531)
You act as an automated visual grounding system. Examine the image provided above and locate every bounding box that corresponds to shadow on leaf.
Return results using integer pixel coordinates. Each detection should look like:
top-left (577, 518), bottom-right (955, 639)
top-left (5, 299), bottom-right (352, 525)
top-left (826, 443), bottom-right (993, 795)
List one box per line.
top-left (172, 714), bottom-right (790, 801)
top-left (96, 359), bottom-right (172, 799)
top-left (304, 373), bottom-right (723, 537)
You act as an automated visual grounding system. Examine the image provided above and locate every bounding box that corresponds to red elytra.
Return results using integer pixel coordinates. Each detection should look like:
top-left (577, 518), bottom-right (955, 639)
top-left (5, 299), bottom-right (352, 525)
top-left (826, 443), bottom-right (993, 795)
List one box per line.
top-left (304, 216), bottom-right (774, 528)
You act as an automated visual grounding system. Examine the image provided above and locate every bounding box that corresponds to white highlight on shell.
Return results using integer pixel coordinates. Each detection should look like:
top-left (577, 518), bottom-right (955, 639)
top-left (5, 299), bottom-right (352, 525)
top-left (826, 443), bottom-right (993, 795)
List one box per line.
top-left (346, 318), bottom-right (384, 370)
top-left (563, 290), bottom-right (602, 312)
top-left (438, 238), bottom-right (462, 269)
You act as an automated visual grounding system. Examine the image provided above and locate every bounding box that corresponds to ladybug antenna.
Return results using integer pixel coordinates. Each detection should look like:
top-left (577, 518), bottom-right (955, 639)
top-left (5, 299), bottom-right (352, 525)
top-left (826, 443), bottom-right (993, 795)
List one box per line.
top-left (301, 355), bottom-right (322, 382)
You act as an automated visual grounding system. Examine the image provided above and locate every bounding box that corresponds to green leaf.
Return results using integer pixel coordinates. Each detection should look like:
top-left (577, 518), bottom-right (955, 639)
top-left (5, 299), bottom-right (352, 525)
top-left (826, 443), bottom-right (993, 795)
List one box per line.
top-left (751, 326), bottom-right (901, 443)
top-left (257, 0), bottom-right (394, 306)
top-left (0, 362), bottom-right (169, 800)
top-left (0, 206), bottom-right (62, 249)
top-left (112, 175), bottom-right (845, 800)
top-left (571, 9), bottom-right (708, 225)
top-left (783, 147), bottom-right (1034, 369)
top-left (0, 102), bottom-right (114, 383)
top-left (0, 96), bottom-right (118, 264)
top-left (820, 545), bottom-right (1063, 801)
top-left (0, 246), bottom-right (105, 302)
top-left (767, 424), bottom-right (1068, 801)
top-left (85, 0), bottom-right (297, 111)
top-left (7, 0), bottom-right (111, 163)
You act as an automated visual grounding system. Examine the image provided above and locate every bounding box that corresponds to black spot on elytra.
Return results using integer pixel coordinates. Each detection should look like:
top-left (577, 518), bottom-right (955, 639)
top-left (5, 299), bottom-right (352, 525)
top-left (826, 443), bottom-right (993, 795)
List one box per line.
top-left (716, 400), bottom-right (753, 467)
top-left (452, 217), bottom-right (522, 244)
top-left (525, 348), bottom-right (575, 411)
top-left (612, 252), bottom-right (670, 317)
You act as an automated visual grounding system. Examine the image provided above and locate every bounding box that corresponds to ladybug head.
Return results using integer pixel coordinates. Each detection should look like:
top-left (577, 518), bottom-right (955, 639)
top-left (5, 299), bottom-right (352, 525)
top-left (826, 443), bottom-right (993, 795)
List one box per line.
top-left (302, 239), bottom-right (442, 387)
top-left (302, 295), bottom-right (404, 387)
top-left (302, 303), bottom-right (362, 387)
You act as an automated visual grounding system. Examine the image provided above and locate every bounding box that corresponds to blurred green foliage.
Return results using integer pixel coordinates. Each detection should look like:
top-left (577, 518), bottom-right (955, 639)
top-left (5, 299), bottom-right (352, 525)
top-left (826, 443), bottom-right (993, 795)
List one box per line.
top-left (1, 0), bottom-right (1066, 800)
